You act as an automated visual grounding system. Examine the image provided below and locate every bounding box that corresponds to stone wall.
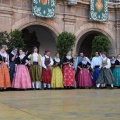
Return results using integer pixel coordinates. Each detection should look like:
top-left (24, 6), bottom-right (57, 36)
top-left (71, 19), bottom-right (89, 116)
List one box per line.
top-left (0, 0), bottom-right (119, 56)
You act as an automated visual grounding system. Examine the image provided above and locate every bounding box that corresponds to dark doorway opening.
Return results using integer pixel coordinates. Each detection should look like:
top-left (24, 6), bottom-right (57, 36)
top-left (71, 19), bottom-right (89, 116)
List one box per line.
top-left (77, 31), bottom-right (104, 58)
top-left (22, 25), bottom-right (57, 57)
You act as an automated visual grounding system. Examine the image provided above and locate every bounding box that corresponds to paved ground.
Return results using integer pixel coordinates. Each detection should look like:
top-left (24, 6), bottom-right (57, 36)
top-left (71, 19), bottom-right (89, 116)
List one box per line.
top-left (0, 89), bottom-right (120, 120)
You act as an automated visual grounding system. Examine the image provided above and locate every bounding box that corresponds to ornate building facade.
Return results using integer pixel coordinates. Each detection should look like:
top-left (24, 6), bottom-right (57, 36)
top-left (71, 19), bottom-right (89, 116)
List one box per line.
top-left (0, 0), bottom-right (119, 57)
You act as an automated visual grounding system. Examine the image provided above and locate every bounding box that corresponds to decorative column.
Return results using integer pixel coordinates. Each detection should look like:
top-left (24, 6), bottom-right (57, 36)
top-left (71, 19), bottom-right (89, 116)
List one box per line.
top-left (63, 0), bottom-right (76, 33)
top-left (115, 0), bottom-right (120, 55)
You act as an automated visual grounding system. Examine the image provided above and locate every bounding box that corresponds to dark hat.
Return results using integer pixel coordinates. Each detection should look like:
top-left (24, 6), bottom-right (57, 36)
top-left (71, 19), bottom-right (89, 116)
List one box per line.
top-left (45, 50), bottom-right (50, 54)
top-left (102, 52), bottom-right (108, 56)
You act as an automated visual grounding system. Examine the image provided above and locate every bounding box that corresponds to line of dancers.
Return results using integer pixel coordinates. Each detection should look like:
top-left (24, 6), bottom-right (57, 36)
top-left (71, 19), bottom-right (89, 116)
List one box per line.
top-left (0, 45), bottom-right (119, 91)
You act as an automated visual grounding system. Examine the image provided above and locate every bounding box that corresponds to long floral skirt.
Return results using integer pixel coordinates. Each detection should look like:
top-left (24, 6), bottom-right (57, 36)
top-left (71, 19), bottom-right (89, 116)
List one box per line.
top-left (0, 62), bottom-right (11, 88)
top-left (113, 67), bottom-right (120, 87)
top-left (42, 68), bottom-right (52, 84)
top-left (12, 65), bottom-right (32, 89)
top-left (51, 66), bottom-right (63, 88)
top-left (62, 64), bottom-right (74, 87)
top-left (77, 68), bottom-right (92, 87)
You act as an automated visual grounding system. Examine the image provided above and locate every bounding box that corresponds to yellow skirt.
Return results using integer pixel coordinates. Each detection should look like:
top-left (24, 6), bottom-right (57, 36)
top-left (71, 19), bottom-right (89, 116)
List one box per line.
top-left (51, 66), bottom-right (63, 88)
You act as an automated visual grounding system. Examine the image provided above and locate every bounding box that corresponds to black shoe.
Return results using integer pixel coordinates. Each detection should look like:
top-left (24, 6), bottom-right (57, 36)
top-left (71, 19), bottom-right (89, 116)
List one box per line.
top-left (95, 87), bottom-right (100, 89)
top-left (0, 89), bottom-right (4, 92)
top-left (101, 87), bottom-right (106, 89)
top-left (44, 87), bottom-right (47, 90)
top-left (48, 88), bottom-right (52, 90)
top-left (110, 87), bottom-right (114, 90)
top-left (36, 88), bottom-right (41, 90)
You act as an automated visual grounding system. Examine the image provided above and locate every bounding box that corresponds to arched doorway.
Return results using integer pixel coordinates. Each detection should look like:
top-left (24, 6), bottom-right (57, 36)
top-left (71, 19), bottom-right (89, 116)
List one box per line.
top-left (22, 25), bottom-right (57, 57)
top-left (76, 31), bottom-right (113, 58)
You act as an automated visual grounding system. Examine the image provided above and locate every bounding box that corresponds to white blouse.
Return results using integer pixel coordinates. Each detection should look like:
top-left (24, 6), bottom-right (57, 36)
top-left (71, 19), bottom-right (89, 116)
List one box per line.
top-left (91, 56), bottom-right (102, 69)
top-left (42, 55), bottom-right (53, 69)
top-left (102, 57), bottom-right (111, 69)
top-left (28, 53), bottom-right (42, 65)
top-left (0, 52), bottom-right (9, 66)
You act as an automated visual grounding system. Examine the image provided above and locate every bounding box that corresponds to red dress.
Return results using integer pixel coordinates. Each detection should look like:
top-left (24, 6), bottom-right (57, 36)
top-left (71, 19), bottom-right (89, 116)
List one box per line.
top-left (62, 56), bottom-right (75, 87)
top-left (42, 56), bottom-right (52, 84)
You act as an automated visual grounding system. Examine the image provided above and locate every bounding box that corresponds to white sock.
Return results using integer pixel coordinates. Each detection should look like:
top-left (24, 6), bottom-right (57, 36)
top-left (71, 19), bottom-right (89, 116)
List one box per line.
top-left (44, 83), bottom-right (47, 88)
top-left (48, 84), bottom-right (51, 88)
top-left (32, 82), bottom-right (35, 88)
top-left (111, 84), bottom-right (113, 88)
top-left (103, 83), bottom-right (106, 87)
top-left (36, 81), bottom-right (41, 89)
top-left (101, 84), bottom-right (104, 87)
top-left (97, 83), bottom-right (100, 88)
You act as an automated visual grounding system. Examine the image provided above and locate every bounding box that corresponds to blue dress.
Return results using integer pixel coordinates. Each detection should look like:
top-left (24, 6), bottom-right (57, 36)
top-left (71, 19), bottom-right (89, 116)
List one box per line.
top-left (113, 60), bottom-right (120, 87)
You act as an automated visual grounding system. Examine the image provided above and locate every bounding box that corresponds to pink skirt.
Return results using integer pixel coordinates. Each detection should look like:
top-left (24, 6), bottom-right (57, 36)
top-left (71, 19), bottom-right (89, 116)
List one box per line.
top-left (62, 64), bottom-right (74, 87)
top-left (12, 65), bottom-right (32, 89)
top-left (77, 68), bottom-right (92, 87)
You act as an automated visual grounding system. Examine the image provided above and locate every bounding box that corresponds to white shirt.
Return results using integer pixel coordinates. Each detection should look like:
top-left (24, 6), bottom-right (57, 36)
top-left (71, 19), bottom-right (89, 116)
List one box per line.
top-left (0, 52), bottom-right (9, 66)
top-left (91, 56), bottom-right (102, 69)
top-left (102, 57), bottom-right (111, 69)
top-left (28, 53), bottom-right (42, 66)
top-left (86, 57), bottom-right (91, 64)
top-left (42, 55), bottom-right (53, 69)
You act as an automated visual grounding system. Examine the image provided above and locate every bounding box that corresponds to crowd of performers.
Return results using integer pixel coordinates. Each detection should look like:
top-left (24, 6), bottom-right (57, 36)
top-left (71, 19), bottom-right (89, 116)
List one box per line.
top-left (0, 45), bottom-right (120, 91)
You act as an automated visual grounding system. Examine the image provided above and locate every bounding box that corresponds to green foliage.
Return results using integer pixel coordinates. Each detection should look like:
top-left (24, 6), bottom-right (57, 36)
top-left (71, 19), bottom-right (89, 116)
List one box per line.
top-left (0, 29), bottom-right (25, 52)
top-left (92, 36), bottom-right (110, 56)
top-left (9, 29), bottom-right (25, 51)
top-left (0, 31), bottom-right (10, 46)
top-left (57, 31), bottom-right (76, 59)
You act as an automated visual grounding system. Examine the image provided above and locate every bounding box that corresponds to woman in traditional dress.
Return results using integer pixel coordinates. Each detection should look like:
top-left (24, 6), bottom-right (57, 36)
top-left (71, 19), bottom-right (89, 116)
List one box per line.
top-left (28, 47), bottom-right (42, 90)
top-left (42, 50), bottom-right (53, 89)
top-left (0, 46), bottom-right (11, 91)
top-left (76, 56), bottom-right (92, 88)
top-left (51, 53), bottom-right (63, 89)
top-left (9, 47), bottom-right (18, 84)
top-left (62, 51), bottom-right (74, 88)
top-left (96, 52), bottom-right (115, 89)
top-left (113, 55), bottom-right (120, 87)
top-left (12, 49), bottom-right (31, 90)
top-left (1, 45), bottom-right (9, 67)
top-left (74, 52), bottom-right (91, 71)
top-left (91, 52), bottom-right (102, 86)
top-left (110, 56), bottom-right (116, 72)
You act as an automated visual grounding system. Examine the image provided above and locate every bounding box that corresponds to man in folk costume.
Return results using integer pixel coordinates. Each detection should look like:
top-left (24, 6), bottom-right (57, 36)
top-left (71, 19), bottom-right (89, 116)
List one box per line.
top-left (42, 50), bottom-right (53, 89)
top-left (96, 52), bottom-right (115, 89)
top-left (91, 52), bottom-right (102, 86)
top-left (9, 47), bottom-right (18, 84)
top-left (28, 47), bottom-right (42, 90)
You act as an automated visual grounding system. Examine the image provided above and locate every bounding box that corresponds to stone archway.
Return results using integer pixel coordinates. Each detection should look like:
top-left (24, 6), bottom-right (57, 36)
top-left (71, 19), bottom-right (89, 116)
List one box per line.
top-left (74, 23), bottom-right (116, 58)
top-left (11, 16), bottom-right (62, 57)
top-left (76, 31), bottom-right (113, 58)
top-left (12, 15), bottom-right (62, 36)
top-left (22, 25), bottom-right (57, 57)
